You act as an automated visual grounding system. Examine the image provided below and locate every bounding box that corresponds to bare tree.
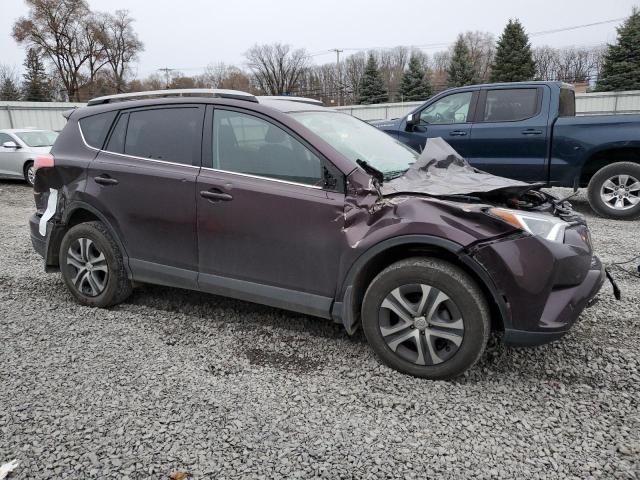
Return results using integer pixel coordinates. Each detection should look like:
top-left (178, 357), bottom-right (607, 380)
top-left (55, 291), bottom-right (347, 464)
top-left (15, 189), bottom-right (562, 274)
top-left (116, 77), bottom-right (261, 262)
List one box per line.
top-left (430, 51), bottom-right (451, 92)
top-left (13, 0), bottom-right (94, 101)
top-left (343, 52), bottom-right (367, 104)
top-left (98, 10), bottom-right (144, 93)
top-left (533, 46), bottom-right (559, 80)
top-left (376, 46), bottom-right (410, 101)
top-left (245, 43), bottom-right (309, 95)
top-left (461, 31), bottom-right (495, 82)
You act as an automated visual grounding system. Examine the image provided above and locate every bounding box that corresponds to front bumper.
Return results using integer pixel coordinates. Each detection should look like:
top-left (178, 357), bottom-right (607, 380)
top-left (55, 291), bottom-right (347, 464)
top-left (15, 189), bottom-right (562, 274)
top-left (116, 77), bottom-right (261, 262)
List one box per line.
top-left (470, 226), bottom-right (606, 347)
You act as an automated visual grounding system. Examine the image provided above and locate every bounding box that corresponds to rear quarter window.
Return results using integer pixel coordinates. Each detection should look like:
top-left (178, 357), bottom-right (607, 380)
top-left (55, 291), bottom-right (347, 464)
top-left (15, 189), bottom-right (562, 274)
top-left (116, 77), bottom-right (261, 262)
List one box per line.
top-left (559, 88), bottom-right (576, 117)
top-left (79, 111), bottom-right (118, 149)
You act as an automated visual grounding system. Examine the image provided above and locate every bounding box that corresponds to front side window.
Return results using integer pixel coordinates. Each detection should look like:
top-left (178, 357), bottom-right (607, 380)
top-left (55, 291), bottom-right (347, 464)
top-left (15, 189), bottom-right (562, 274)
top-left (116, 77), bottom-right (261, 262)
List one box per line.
top-left (124, 107), bottom-right (202, 165)
top-left (420, 91), bottom-right (473, 125)
top-left (15, 130), bottom-right (59, 148)
top-left (483, 88), bottom-right (539, 122)
top-left (213, 109), bottom-right (322, 186)
top-left (0, 133), bottom-right (14, 146)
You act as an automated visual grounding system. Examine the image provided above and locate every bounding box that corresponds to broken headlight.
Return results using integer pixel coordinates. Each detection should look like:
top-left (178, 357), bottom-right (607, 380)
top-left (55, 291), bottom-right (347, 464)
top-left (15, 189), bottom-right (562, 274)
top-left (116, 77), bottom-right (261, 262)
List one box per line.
top-left (489, 208), bottom-right (568, 243)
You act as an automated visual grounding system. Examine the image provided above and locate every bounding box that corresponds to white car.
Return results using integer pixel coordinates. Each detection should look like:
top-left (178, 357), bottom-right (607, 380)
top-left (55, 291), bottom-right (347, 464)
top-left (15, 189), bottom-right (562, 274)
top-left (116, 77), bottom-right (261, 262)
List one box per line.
top-left (0, 129), bottom-right (59, 186)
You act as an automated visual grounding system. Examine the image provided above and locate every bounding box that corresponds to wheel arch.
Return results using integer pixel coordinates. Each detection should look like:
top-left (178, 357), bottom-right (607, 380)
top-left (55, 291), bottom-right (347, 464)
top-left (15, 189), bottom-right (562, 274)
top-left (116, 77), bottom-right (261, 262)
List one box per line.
top-left (46, 202), bottom-right (130, 276)
top-left (332, 235), bottom-right (510, 335)
top-left (580, 147), bottom-right (640, 187)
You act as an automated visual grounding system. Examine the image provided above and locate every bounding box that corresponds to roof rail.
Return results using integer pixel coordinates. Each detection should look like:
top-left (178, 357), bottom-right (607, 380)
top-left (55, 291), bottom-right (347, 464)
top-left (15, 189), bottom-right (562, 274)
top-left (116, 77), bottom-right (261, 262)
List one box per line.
top-left (258, 95), bottom-right (324, 106)
top-left (86, 89), bottom-right (258, 106)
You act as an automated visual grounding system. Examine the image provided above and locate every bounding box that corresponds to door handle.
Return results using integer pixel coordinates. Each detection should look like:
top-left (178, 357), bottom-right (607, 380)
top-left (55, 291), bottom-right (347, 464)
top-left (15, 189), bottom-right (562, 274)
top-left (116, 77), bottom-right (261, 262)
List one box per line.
top-left (449, 130), bottom-right (467, 136)
top-left (521, 129), bottom-right (543, 135)
top-left (94, 175), bottom-right (119, 185)
top-left (200, 190), bottom-right (233, 202)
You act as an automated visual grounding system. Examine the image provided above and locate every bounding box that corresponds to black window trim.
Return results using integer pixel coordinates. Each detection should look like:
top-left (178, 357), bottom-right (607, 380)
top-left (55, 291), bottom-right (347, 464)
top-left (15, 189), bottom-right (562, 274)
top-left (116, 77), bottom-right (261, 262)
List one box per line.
top-left (417, 90), bottom-right (480, 126)
top-left (90, 104), bottom-right (205, 168)
top-left (202, 105), bottom-right (345, 193)
top-left (475, 86), bottom-right (543, 124)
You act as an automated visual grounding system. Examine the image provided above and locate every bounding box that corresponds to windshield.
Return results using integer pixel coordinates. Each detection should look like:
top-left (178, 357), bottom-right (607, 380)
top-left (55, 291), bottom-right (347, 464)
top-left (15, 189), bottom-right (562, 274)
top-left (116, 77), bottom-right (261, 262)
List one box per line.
top-left (16, 130), bottom-right (58, 148)
top-left (291, 111), bottom-right (418, 178)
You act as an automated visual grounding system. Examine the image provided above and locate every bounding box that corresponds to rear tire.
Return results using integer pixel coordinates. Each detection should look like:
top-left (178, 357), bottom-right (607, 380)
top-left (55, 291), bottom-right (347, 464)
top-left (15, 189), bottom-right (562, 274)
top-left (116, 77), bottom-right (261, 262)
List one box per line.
top-left (587, 162), bottom-right (640, 220)
top-left (59, 221), bottom-right (132, 307)
top-left (361, 257), bottom-right (490, 380)
top-left (24, 161), bottom-right (35, 187)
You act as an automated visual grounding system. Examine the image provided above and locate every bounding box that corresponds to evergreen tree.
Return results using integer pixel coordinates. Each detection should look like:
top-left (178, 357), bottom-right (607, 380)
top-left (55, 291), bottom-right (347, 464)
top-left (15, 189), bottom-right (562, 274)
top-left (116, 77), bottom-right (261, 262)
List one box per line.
top-left (0, 77), bottom-right (21, 101)
top-left (447, 35), bottom-right (476, 87)
top-left (358, 53), bottom-right (388, 104)
top-left (22, 48), bottom-right (51, 102)
top-left (399, 54), bottom-right (432, 101)
top-left (490, 19), bottom-right (536, 82)
top-left (596, 9), bottom-right (640, 91)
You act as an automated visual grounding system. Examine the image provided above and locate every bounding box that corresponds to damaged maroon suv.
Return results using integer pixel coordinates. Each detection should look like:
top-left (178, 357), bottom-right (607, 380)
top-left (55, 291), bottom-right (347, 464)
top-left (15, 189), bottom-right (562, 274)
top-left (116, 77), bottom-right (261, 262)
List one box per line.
top-left (29, 89), bottom-right (608, 379)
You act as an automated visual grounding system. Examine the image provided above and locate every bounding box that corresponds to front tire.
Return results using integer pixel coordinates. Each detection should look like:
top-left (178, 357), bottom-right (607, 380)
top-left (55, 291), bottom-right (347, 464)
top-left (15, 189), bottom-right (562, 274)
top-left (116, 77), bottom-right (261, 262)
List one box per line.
top-left (362, 258), bottom-right (490, 380)
top-left (587, 162), bottom-right (640, 220)
top-left (24, 161), bottom-right (35, 187)
top-left (59, 221), bottom-right (132, 307)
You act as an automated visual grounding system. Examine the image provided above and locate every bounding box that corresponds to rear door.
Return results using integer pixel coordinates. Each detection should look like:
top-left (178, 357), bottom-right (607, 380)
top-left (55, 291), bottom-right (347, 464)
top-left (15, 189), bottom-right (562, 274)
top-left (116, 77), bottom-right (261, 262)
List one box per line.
top-left (467, 86), bottom-right (550, 182)
top-left (397, 90), bottom-right (478, 156)
top-left (84, 105), bottom-right (204, 288)
top-left (195, 106), bottom-right (345, 316)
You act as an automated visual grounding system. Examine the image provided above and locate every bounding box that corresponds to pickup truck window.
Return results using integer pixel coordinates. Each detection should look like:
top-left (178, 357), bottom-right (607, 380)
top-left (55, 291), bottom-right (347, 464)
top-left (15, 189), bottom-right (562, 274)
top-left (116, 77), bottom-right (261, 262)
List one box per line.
top-left (420, 91), bottom-right (473, 125)
top-left (482, 88), bottom-right (539, 122)
top-left (559, 88), bottom-right (576, 117)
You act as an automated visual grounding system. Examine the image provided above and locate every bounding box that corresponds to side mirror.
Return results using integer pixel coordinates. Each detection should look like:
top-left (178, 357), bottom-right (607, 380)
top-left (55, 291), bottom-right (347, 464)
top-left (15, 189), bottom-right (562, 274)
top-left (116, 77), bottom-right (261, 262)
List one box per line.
top-left (2, 141), bottom-right (19, 149)
top-left (406, 112), bottom-right (420, 128)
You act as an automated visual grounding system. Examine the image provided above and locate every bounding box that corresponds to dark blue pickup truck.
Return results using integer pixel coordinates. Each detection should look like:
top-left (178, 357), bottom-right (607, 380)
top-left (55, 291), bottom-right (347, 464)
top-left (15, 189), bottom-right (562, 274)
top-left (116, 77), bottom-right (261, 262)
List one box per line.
top-left (373, 81), bottom-right (640, 219)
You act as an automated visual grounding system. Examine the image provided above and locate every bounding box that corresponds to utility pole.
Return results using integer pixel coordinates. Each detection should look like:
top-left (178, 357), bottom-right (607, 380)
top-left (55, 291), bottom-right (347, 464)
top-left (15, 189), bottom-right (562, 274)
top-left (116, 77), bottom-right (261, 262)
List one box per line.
top-left (330, 48), bottom-right (343, 106)
top-left (158, 68), bottom-right (175, 89)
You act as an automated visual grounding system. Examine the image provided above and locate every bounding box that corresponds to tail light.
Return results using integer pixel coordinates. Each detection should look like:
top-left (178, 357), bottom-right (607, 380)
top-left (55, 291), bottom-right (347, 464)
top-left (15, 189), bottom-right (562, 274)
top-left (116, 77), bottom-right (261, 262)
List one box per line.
top-left (34, 154), bottom-right (55, 171)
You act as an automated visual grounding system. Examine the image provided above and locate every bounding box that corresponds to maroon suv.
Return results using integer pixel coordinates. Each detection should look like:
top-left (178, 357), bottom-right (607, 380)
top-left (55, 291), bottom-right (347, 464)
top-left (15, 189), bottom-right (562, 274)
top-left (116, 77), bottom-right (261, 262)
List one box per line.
top-left (29, 89), bottom-right (606, 379)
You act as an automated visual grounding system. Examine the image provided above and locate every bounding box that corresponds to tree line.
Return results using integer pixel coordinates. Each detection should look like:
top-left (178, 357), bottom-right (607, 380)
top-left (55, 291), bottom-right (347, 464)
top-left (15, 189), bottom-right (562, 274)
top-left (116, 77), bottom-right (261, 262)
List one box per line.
top-left (2, 2), bottom-right (640, 104)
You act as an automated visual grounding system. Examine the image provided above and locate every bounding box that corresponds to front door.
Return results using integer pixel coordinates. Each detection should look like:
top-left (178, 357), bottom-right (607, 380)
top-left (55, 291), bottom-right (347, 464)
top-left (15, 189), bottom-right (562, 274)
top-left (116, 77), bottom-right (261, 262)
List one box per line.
top-left (397, 90), bottom-right (478, 157)
top-left (85, 105), bottom-right (204, 288)
top-left (196, 107), bottom-right (345, 316)
top-left (0, 132), bottom-right (23, 177)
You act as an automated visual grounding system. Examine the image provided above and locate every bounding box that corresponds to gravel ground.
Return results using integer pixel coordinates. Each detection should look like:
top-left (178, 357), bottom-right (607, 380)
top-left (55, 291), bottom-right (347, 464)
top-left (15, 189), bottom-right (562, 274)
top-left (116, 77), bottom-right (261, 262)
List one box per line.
top-left (0, 180), bottom-right (638, 479)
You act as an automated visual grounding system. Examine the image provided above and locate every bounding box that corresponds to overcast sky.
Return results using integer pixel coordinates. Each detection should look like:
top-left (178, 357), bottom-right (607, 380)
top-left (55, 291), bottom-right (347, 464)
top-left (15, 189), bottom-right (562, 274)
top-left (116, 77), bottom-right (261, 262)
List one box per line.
top-left (2, 0), bottom-right (638, 76)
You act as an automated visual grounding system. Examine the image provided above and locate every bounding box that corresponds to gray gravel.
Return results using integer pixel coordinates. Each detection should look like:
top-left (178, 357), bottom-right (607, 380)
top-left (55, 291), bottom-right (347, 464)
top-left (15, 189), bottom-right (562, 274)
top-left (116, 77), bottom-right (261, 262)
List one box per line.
top-left (0, 181), bottom-right (638, 479)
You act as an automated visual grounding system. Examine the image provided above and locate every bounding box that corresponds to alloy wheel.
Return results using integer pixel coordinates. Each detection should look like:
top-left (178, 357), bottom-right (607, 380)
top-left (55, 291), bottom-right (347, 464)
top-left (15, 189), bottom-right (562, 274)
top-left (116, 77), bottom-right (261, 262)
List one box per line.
top-left (378, 283), bottom-right (464, 366)
top-left (27, 165), bottom-right (36, 185)
top-left (600, 174), bottom-right (640, 210)
top-left (66, 238), bottom-right (109, 297)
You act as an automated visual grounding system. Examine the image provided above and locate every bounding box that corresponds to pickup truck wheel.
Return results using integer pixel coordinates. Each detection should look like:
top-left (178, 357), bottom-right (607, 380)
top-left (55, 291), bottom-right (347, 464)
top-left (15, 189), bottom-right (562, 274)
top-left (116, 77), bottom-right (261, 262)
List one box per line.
top-left (361, 257), bottom-right (490, 380)
top-left (588, 162), bottom-right (640, 220)
top-left (59, 221), bottom-right (132, 307)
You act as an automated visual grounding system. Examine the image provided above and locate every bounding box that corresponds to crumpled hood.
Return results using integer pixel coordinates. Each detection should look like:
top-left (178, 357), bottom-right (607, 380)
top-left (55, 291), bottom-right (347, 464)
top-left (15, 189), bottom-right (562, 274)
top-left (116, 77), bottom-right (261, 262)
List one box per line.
top-left (381, 137), bottom-right (539, 197)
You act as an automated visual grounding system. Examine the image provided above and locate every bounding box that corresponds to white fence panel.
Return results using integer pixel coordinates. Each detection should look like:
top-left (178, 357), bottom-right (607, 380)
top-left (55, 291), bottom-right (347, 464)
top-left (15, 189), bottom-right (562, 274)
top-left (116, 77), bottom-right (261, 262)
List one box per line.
top-left (0, 102), bottom-right (85, 131)
top-left (2, 90), bottom-right (640, 131)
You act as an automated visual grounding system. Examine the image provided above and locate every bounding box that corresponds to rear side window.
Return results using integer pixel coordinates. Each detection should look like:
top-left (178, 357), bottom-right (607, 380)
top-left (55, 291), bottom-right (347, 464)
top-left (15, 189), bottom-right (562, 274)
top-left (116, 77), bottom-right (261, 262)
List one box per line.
top-left (105, 113), bottom-right (128, 153)
top-left (482, 89), bottom-right (539, 122)
top-left (123, 107), bottom-right (202, 165)
top-left (79, 111), bottom-right (118, 149)
top-left (559, 88), bottom-right (576, 117)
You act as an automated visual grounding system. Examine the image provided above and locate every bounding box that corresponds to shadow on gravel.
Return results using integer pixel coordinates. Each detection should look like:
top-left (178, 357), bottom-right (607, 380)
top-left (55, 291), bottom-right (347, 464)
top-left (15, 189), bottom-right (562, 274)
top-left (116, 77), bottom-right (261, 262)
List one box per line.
top-left (126, 284), bottom-right (352, 341)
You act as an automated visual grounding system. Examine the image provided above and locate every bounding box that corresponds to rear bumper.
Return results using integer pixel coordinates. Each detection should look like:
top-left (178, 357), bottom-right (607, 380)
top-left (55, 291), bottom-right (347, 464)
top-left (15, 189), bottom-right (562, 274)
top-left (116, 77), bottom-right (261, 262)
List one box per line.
top-left (29, 213), bottom-right (46, 257)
